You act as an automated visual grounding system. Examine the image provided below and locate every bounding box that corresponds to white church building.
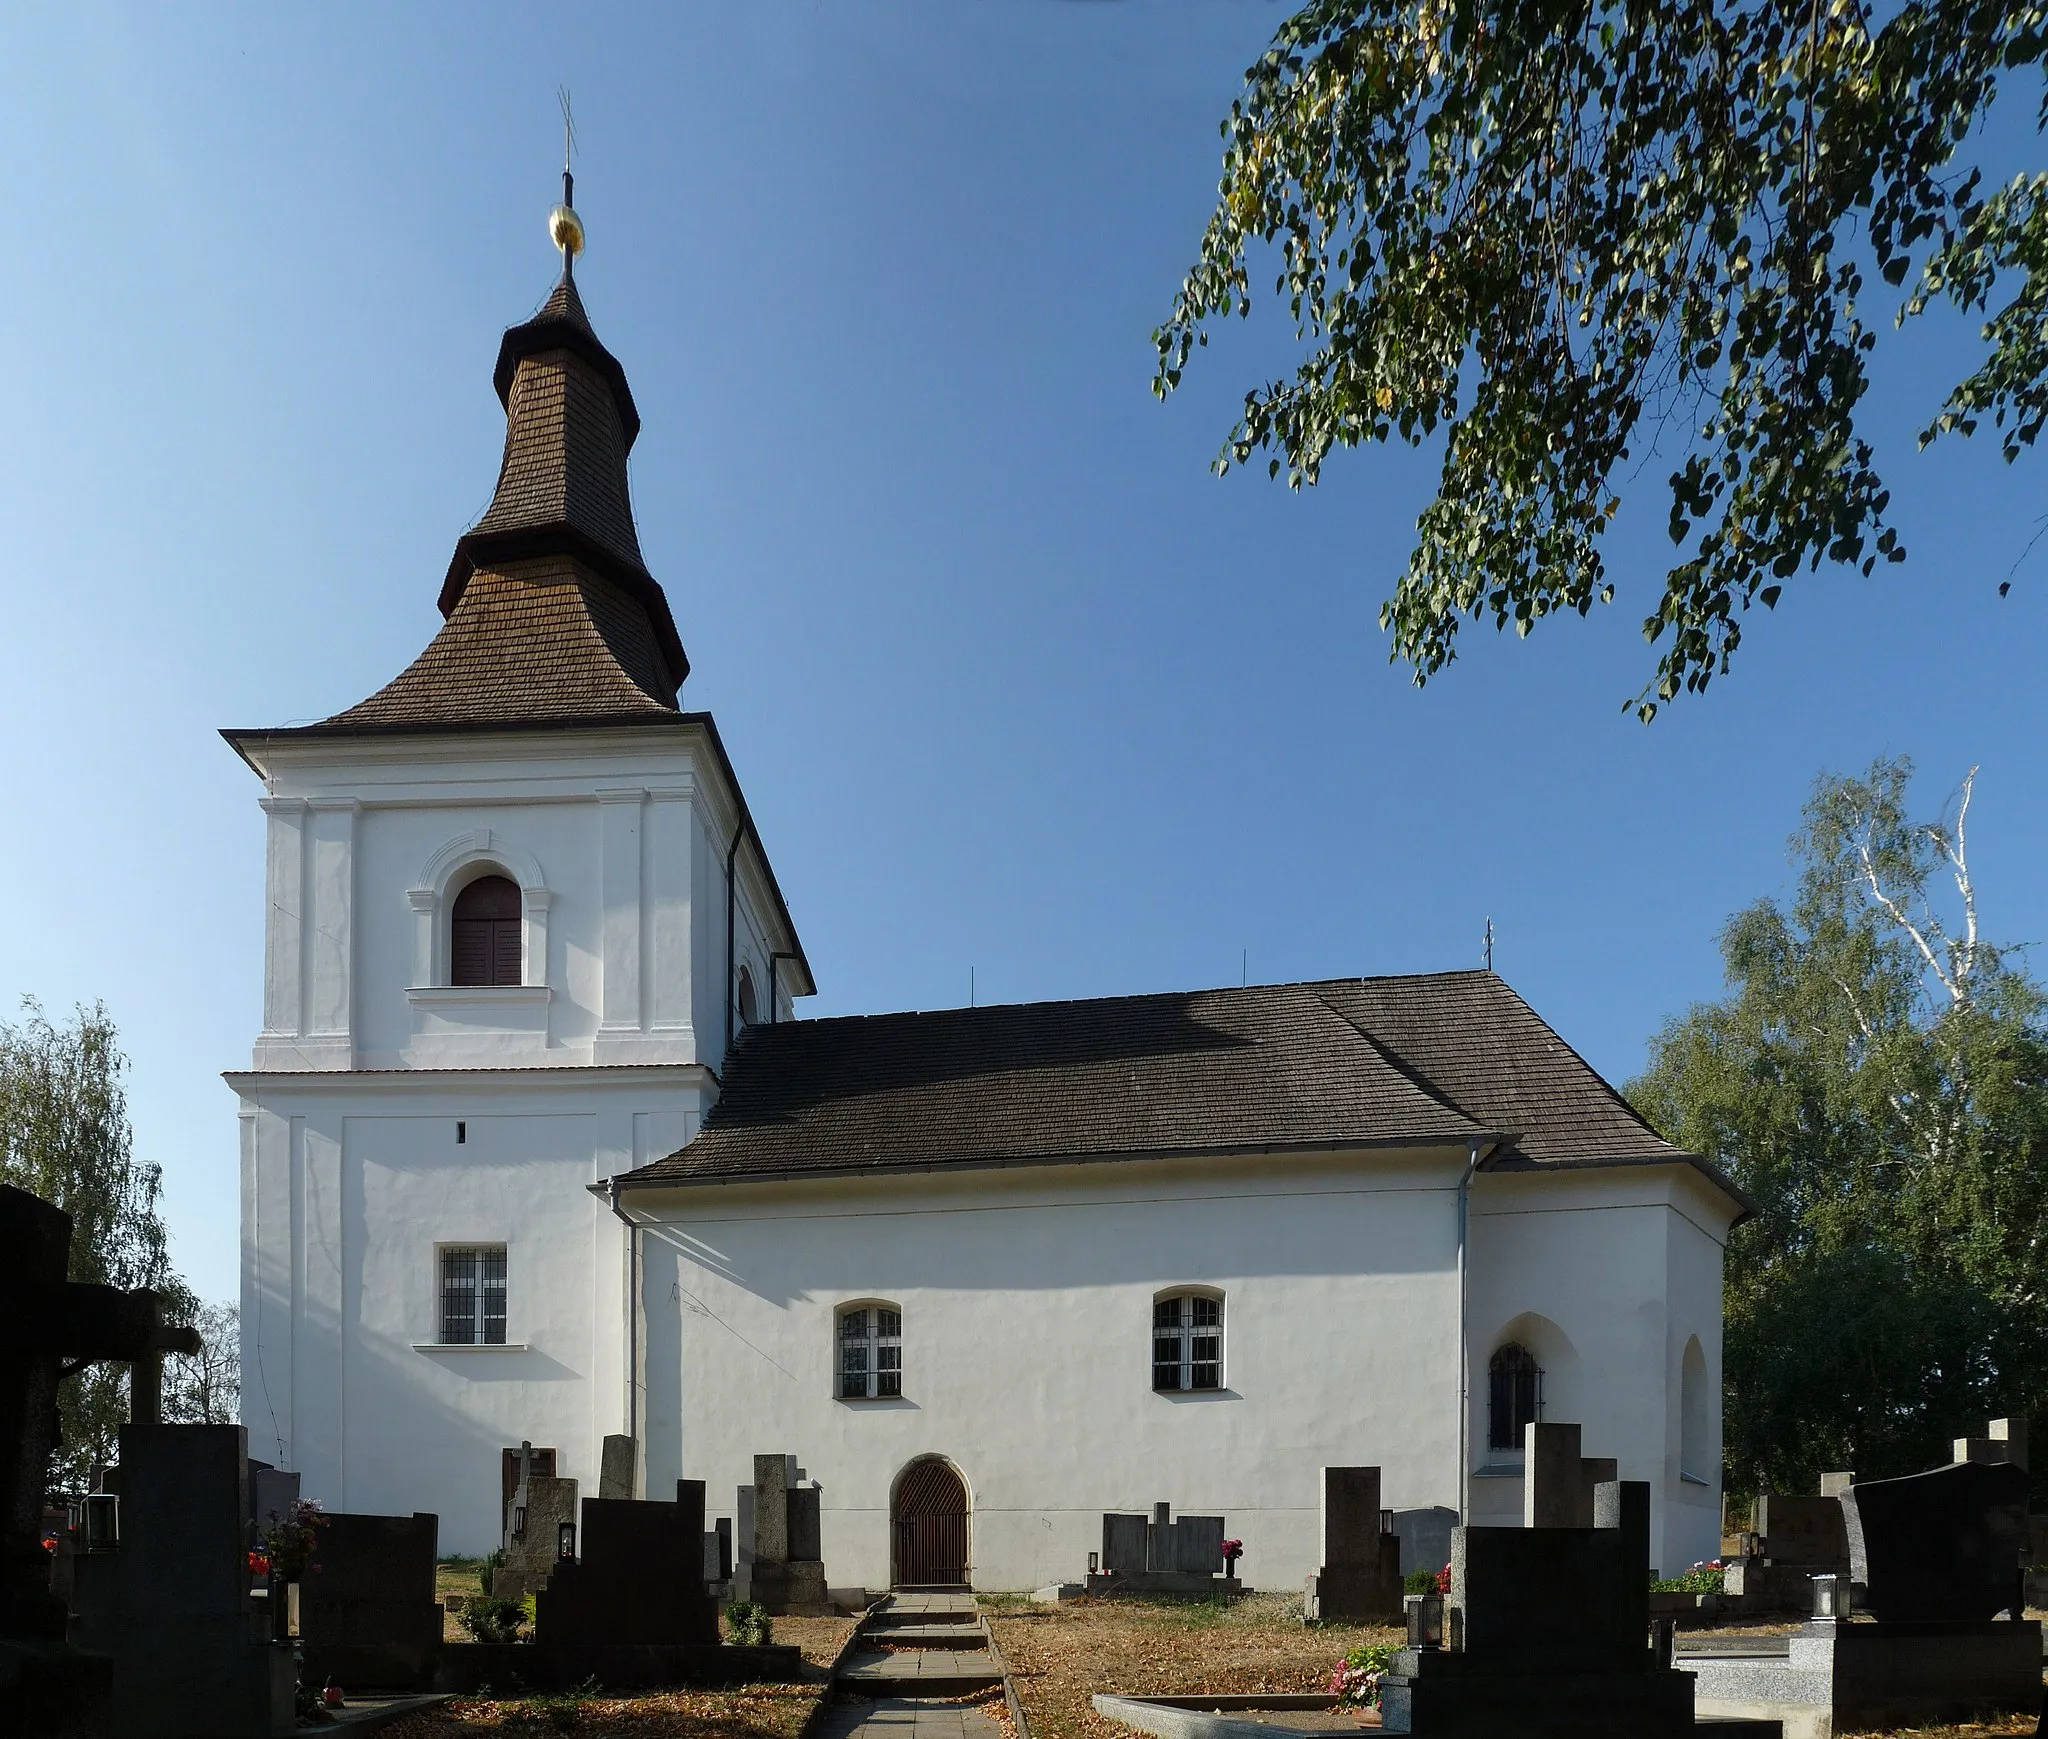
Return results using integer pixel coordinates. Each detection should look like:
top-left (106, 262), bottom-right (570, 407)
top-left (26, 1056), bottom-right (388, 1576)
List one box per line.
top-left (229, 210), bottom-right (1746, 1591)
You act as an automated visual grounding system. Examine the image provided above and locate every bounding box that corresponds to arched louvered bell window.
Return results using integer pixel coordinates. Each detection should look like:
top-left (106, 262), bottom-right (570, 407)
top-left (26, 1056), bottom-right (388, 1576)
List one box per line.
top-left (452, 875), bottom-right (523, 986)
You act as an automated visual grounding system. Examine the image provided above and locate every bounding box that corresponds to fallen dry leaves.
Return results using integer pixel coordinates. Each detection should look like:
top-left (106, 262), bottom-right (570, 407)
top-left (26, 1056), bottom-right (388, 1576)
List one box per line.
top-left (380, 1681), bottom-right (817, 1739)
top-left (983, 1593), bottom-right (1397, 1739)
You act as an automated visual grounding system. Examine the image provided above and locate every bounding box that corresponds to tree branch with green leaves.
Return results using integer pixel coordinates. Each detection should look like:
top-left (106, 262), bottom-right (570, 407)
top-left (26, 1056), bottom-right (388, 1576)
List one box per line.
top-left (1158, 0), bottom-right (2048, 716)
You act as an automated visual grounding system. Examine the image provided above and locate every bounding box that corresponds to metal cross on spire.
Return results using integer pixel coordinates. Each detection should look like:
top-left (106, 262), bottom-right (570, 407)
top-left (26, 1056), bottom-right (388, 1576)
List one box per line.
top-left (549, 86), bottom-right (586, 279)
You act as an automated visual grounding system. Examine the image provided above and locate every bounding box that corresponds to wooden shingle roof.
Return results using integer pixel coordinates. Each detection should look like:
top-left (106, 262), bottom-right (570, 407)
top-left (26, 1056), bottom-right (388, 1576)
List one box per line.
top-left (618, 971), bottom-right (1739, 1209)
top-left (280, 272), bottom-right (688, 736)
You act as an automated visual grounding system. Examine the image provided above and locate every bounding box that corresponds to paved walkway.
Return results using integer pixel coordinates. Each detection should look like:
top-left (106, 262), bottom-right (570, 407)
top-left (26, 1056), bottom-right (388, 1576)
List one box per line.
top-left (818, 1592), bottom-right (1008, 1739)
top-left (814, 1696), bottom-right (1007, 1739)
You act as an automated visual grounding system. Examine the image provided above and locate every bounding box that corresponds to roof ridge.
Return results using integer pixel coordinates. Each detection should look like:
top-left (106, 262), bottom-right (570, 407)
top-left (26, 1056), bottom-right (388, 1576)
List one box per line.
top-left (766, 970), bottom-right (1506, 1033)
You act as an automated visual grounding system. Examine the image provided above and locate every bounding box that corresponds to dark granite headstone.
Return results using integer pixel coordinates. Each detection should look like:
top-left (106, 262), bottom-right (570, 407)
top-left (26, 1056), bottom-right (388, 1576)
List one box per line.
top-left (1305, 1467), bottom-right (1403, 1620)
top-left (1379, 1478), bottom-right (1693, 1736)
top-left (1168, 1513), bottom-right (1225, 1573)
top-left (705, 1518), bottom-right (733, 1584)
top-left (1842, 1458), bottom-right (2027, 1621)
top-left (788, 1484), bottom-right (822, 1563)
top-left (1392, 1507), bottom-right (1457, 1579)
top-left (1320, 1467), bottom-right (1383, 1569)
top-left (245, 1462), bottom-right (300, 1544)
top-left (536, 1482), bottom-right (716, 1646)
top-left (69, 1424), bottom-right (294, 1737)
top-left (298, 1511), bottom-right (442, 1689)
top-left (1102, 1512), bottom-right (1148, 1574)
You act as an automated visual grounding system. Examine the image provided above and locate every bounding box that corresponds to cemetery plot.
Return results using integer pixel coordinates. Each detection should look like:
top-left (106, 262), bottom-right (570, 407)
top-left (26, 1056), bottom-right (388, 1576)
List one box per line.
top-left (983, 1593), bottom-right (1399, 1739)
top-left (378, 1678), bottom-right (824, 1739)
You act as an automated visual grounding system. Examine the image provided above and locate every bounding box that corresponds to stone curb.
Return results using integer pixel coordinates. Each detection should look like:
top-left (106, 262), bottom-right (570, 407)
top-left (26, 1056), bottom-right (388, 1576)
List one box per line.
top-left (1091, 1693), bottom-right (1352, 1739)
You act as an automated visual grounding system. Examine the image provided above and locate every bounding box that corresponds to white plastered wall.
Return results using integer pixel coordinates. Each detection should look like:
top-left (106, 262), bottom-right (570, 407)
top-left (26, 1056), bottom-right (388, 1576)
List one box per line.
top-left (635, 1150), bottom-right (1472, 1594)
top-left (235, 1073), bottom-right (703, 1552)
top-left (233, 721), bottom-right (803, 1551)
top-left (1464, 1165), bottom-right (1734, 1576)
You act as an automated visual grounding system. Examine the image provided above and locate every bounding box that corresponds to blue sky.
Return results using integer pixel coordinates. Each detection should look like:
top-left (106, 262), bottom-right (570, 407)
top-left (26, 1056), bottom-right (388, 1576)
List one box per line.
top-left (3, 1), bottom-right (2044, 1306)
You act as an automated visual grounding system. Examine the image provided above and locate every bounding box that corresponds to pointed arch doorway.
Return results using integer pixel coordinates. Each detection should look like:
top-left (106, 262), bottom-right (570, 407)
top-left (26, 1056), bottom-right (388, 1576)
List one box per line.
top-left (893, 1457), bottom-right (970, 1588)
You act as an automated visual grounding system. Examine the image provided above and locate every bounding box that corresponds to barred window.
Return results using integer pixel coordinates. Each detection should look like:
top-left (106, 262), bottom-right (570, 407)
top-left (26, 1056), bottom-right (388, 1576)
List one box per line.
top-left (838, 1304), bottom-right (902, 1399)
top-left (441, 1247), bottom-right (507, 1346)
top-left (1152, 1292), bottom-right (1222, 1392)
top-left (1488, 1343), bottom-right (1544, 1452)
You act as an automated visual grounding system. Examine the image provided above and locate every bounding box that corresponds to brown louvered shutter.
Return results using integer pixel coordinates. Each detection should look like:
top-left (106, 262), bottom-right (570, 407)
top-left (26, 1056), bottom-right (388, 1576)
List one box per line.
top-left (452, 876), bottom-right (523, 986)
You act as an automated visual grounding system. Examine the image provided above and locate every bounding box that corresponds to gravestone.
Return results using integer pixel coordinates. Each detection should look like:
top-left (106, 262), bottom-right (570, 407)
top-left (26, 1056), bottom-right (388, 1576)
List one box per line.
top-left (1722, 1490), bottom-right (1849, 1609)
top-left (496, 1444), bottom-right (579, 1606)
top-left (69, 1423), bottom-right (295, 1737)
top-left (1090, 1503), bottom-right (1234, 1595)
top-left (534, 1481), bottom-right (717, 1645)
top-left (297, 1511), bottom-right (442, 1690)
top-left (1101, 1512), bottom-right (1149, 1574)
top-left (598, 1434), bottom-right (635, 1501)
top-left (0, 1183), bottom-right (204, 1737)
top-left (500, 1442), bottom-right (558, 1535)
top-left (1954, 1415), bottom-right (2028, 1470)
top-left (704, 1516), bottom-right (733, 1593)
top-left (1303, 1466), bottom-right (1402, 1621)
top-left (1523, 1423), bottom-right (1616, 1530)
top-left (1392, 1507), bottom-right (1457, 1580)
top-left (1689, 1420), bottom-right (2041, 1730)
top-left (1379, 1479), bottom-right (1694, 1737)
top-left (734, 1454), bottom-right (829, 1615)
top-left (245, 1461), bottom-right (299, 1544)
top-left (1842, 1456), bottom-right (2027, 1621)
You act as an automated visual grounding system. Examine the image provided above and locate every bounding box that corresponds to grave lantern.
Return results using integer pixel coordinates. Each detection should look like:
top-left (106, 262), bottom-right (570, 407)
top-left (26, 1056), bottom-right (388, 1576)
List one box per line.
top-left (1380, 1509), bottom-right (1394, 1536)
top-left (1087, 1551), bottom-right (1098, 1574)
top-left (83, 1492), bottom-right (119, 1551)
top-left (512, 1505), bottom-right (527, 1538)
top-left (1405, 1590), bottom-right (1444, 1649)
top-left (1810, 1572), bottom-right (1851, 1619)
top-left (558, 1519), bottom-right (577, 1560)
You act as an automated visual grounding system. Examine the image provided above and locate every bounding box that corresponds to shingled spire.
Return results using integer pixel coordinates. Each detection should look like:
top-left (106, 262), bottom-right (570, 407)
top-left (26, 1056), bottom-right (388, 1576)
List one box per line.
top-left (323, 256), bottom-right (688, 730)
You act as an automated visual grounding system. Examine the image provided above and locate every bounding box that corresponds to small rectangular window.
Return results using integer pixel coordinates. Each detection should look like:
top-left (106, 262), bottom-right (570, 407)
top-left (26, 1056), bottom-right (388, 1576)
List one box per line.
top-left (1154, 1293), bottom-right (1222, 1392)
top-left (838, 1304), bottom-right (902, 1399)
top-left (440, 1246), bottom-right (507, 1345)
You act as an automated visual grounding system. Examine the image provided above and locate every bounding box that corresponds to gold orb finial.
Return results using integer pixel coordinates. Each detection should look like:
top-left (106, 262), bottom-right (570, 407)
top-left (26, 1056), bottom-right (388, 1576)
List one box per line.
top-left (550, 202), bottom-right (585, 260)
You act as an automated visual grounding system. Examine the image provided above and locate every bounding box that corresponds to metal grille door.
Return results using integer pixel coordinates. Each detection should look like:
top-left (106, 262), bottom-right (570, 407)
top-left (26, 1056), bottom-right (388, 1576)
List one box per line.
top-left (894, 1458), bottom-right (969, 1587)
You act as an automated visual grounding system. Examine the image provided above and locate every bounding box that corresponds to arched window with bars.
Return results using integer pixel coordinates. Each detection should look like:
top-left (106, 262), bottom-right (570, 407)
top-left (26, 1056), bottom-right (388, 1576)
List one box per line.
top-left (1488, 1342), bottom-right (1544, 1451)
top-left (451, 875), bottom-right (523, 986)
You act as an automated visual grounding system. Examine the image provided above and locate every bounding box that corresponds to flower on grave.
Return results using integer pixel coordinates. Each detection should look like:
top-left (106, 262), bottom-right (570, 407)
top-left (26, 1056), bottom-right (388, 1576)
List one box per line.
top-left (248, 1550), bottom-right (272, 1579)
top-left (1332, 1645), bottom-right (1399, 1707)
top-left (264, 1498), bottom-right (326, 1582)
top-left (1434, 1564), bottom-right (1451, 1595)
top-left (1221, 1538), bottom-right (1244, 1562)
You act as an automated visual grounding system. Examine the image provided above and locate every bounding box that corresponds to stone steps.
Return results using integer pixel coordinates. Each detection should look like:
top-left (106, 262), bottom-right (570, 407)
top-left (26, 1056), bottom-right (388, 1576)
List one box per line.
top-left (829, 1594), bottom-right (1005, 1701)
top-left (862, 1625), bottom-right (990, 1649)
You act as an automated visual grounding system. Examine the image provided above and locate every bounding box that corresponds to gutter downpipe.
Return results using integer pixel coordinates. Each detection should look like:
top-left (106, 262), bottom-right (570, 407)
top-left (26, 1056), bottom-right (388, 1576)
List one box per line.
top-left (1457, 1136), bottom-right (1481, 1530)
top-left (607, 1179), bottom-right (640, 1467)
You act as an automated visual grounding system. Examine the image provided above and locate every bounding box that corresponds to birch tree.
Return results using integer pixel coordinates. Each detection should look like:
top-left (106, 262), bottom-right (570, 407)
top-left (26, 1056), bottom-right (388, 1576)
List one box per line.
top-left (1629, 759), bottom-right (2048, 1492)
